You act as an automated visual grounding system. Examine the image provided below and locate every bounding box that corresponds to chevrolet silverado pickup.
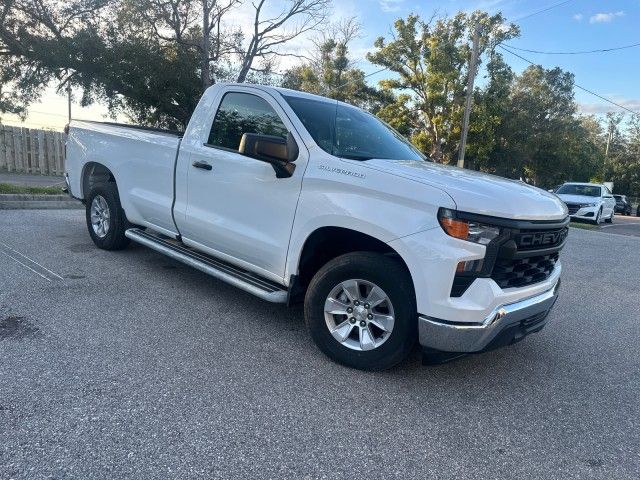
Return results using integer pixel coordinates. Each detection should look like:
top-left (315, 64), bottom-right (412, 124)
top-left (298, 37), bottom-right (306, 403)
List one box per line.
top-left (64, 83), bottom-right (569, 370)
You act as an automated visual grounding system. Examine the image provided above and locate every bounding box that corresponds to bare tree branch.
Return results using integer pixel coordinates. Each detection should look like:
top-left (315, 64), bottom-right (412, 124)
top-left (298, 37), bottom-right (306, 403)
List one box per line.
top-left (236, 0), bottom-right (329, 83)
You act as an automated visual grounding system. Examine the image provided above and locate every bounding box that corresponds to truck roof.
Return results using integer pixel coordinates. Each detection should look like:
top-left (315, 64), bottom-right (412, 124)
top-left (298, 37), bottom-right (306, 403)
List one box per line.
top-left (214, 82), bottom-right (347, 106)
top-left (561, 182), bottom-right (604, 187)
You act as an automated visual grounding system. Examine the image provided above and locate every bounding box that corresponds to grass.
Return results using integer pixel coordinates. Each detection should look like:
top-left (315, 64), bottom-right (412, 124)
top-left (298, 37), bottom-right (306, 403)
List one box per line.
top-left (0, 183), bottom-right (64, 195)
top-left (569, 221), bottom-right (599, 230)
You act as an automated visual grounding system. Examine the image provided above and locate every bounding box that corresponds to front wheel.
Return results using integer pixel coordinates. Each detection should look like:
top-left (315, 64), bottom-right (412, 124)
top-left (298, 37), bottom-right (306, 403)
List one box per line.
top-left (304, 252), bottom-right (417, 371)
top-left (593, 208), bottom-right (602, 225)
top-left (85, 182), bottom-right (130, 250)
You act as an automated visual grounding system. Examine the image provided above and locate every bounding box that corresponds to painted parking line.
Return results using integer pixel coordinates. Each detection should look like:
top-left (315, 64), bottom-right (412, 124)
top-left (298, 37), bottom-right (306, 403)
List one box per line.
top-left (0, 241), bottom-right (64, 282)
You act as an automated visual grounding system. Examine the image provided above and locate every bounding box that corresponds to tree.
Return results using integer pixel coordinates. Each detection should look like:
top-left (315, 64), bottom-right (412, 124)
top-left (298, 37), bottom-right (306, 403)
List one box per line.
top-left (133, 0), bottom-right (241, 89)
top-left (281, 17), bottom-right (386, 109)
top-left (0, 0), bottom-right (328, 128)
top-left (367, 11), bottom-right (519, 163)
top-left (0, 0), bottom-right (203, 128)
top-left (603, 114), bottom-right (640, 197)
top-left (476, 64), bottom-right (602, 187)
top-left (465, 52), bottom-right (514, 173)
top-left (235, 0), bottom-right (329, 83)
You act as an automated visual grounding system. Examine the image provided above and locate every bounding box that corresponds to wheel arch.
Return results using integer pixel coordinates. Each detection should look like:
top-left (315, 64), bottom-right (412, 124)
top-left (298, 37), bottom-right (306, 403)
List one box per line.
top-left (288, 226), bottom-right (415, 305)
top-left (81, 161), bottom-right (118, 199)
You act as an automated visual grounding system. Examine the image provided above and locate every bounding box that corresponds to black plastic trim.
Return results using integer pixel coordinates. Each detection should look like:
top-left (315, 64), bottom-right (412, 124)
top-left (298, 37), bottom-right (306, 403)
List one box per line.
top-left (446, 208), bottom-right (570, 230)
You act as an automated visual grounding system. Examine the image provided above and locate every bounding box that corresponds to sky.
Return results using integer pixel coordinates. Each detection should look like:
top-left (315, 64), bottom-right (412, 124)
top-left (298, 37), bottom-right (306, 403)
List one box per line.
top-left (1, 0), bottom-right (638, 130)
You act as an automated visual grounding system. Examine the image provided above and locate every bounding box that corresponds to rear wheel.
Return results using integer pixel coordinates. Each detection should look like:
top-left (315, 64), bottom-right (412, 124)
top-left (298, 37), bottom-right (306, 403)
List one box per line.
top-left (85, 182), bottom-right (130, 250)
top-left (304, 252), bottom-right (416, 371)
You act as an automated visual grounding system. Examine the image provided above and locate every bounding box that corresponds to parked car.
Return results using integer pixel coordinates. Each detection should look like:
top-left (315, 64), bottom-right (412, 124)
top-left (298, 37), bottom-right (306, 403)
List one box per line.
top-left (64, 83), bottom-right (568, 370)
top-left (613, 195), bottom-right (632, 215)
top-left (555, 182), bottom-right (616, 224)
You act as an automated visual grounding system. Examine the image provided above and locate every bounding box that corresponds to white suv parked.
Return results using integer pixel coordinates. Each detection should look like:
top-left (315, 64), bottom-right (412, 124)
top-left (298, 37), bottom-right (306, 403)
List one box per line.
top-left (555, 183), bottom-right (616, 224)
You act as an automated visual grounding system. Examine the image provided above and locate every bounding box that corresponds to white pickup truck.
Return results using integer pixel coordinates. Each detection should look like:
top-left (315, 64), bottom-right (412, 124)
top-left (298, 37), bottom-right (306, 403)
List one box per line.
top-left (65, 83), bottom-right (569, 370)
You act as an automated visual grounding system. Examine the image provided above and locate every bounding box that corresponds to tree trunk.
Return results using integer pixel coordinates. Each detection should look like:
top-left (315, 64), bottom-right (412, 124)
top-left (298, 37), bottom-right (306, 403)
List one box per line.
top-left (236, 60), bottom-right (251, 83)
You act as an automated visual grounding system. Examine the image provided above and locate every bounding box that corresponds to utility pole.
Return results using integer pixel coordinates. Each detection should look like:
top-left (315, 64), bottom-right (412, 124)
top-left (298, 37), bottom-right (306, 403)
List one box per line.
top-left (457, 23), bottom-right (481, 169)
top-left (67, 83), bottom-right (72, 123)
top-left (66, 69), bottom-right (72, 123)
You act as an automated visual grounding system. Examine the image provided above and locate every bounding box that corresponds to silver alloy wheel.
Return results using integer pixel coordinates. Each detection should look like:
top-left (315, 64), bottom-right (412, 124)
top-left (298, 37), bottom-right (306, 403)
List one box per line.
top-left (90, 195), bottom-right (110, 238)
top-left (324, 279), bottom-right (395, 351)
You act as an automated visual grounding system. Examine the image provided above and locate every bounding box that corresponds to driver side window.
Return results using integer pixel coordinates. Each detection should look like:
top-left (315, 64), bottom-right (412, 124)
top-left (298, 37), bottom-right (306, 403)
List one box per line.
top-left (207, 92), bottom-right (288, 150)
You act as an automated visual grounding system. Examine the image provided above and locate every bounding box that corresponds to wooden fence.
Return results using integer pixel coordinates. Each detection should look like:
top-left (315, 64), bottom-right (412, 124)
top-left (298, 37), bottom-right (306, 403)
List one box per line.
top-left (0, 125), bottom-right (66, 176)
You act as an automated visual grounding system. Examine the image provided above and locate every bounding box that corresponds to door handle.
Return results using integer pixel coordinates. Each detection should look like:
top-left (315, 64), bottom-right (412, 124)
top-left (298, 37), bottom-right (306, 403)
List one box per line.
top-left (192, 160), bottom-right (212, 171)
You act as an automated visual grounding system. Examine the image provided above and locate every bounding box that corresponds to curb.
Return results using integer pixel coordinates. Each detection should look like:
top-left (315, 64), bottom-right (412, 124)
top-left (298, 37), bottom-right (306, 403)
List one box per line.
top-left (0, 194), bottom-right (83, 210)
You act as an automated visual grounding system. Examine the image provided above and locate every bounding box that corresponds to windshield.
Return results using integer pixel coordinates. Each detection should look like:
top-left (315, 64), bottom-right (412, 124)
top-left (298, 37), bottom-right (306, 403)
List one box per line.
top-left (556, 184), bottom-right (602, 197)
top-left (283, 95), bottom-right (425, 161)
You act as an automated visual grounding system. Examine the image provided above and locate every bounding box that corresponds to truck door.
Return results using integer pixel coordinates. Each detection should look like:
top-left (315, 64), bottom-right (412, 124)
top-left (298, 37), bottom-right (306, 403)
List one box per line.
top-left (175, 88), bottom-right (306, 282)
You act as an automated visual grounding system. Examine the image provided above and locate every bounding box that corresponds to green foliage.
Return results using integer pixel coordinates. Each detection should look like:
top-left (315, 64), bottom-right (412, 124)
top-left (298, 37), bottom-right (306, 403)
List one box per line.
top-left (603, 114), bottom-right (640, 196)
top-left (1, 4), bottom-right (638, 192)
top-left (0, 0), bottom-right (201, 129)
top-left (367, 11), bottom-right (519, 163)
top-left (282, 21), bottom-right (387, 110)
top-left (467, 61), bottom-right (605, 188)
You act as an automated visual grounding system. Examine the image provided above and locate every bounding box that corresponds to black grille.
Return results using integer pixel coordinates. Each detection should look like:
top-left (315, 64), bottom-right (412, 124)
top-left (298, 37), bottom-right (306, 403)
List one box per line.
top-left (444, 210), bottom-right (568, 298)
top-left (491, 252), bottom-right (559, 289)
top-left (565, 203), bottom-right (580, 215)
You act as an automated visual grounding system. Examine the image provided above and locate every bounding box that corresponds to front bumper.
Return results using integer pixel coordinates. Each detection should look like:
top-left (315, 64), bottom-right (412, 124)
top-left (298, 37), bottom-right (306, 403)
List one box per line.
top-left (418, 279), bottom-right (560, 353)
top-left (569, 205), bottom-right (598, 220)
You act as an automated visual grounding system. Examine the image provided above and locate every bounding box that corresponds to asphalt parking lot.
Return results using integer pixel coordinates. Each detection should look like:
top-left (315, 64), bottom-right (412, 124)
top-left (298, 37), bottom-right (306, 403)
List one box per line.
top-left (595, 213), bottom-right (640, 237)
top-left (1, 210), bottom-right (639, 479)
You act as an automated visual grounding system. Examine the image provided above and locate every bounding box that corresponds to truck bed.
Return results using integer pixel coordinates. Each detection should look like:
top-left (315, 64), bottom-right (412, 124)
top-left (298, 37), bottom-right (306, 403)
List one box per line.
top-left (65, 120), bottom-right (182, 236)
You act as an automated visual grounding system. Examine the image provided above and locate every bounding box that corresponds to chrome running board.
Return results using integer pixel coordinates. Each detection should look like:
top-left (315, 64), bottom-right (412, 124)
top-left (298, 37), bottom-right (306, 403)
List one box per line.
top-left (125, 228), bottom-right (287, 303)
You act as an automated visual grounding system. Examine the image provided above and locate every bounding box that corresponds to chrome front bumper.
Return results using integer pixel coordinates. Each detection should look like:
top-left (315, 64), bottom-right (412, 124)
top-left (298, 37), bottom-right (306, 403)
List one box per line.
top-left (418, 280), bottom-right (560, 353)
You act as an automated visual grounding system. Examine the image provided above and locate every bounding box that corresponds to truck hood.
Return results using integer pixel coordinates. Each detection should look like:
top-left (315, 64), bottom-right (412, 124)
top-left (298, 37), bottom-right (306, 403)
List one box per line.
top-left (365, 159), bottom-right (568, 220)
top-left (555, 194), bottom-right (599, 205)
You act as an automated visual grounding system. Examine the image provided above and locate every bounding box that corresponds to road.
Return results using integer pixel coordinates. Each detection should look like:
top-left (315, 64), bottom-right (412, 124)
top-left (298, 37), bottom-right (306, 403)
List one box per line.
top-left (1, 210), bottom-right (639, 479)
top-left (597, 214), bottom-right (640, 237)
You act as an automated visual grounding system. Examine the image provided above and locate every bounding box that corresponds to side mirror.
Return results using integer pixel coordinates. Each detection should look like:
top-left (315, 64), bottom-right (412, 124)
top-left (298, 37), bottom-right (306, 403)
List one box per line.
top-left (238, 132), bottom-right (299, 178)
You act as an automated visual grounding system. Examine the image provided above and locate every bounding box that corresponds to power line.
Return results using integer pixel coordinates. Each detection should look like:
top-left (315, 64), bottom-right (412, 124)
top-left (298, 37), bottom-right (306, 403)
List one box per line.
top-left (497, 44), bottom-right (640, 115)
top-left (337, 67), bottom-right (389, 89)
top-left (503, 41), bottom-right (640, 55)
top-left (513, 0), bottom-right (576, 22)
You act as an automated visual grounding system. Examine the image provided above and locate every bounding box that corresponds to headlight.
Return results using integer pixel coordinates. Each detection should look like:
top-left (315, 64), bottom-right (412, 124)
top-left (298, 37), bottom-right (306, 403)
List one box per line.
top-left (580, 203), bottom-right (597, 207)
top-left (437, 208), bottom-right (501, 245)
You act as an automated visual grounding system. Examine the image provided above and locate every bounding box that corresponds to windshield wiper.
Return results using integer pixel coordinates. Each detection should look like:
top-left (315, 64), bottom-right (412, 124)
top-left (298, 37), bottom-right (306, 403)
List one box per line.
top-left (338, 154), bottom-right (374, 160)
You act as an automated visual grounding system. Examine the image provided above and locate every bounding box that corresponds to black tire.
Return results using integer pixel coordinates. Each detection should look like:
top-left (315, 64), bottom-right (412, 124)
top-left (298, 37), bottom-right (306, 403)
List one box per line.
top-left (85, 182), bottom-right (130, 250)
top-left (593, 208), bottom-right (602, 225)
top-left (304, 252), bottom-right (417, 371)
top-left (605, 211), bottom-right (613, 223)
